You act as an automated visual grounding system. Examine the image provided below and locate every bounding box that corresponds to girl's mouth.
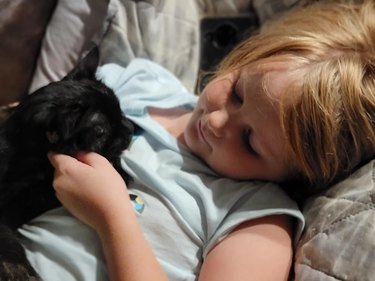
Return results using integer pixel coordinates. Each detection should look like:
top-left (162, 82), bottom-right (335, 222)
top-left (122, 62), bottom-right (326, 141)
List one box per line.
top-left (198, 119), bottom-right (210, 147)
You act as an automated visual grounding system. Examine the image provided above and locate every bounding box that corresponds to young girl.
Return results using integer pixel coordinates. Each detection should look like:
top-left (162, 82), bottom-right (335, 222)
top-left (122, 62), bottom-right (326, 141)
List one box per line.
top-left (21, 1), bottom-right (375, 280)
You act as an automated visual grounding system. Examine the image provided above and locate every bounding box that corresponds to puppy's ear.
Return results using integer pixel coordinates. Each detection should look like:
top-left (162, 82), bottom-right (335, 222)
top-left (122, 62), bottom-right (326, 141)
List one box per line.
top-left (63, 46), bottom-right (99, 81)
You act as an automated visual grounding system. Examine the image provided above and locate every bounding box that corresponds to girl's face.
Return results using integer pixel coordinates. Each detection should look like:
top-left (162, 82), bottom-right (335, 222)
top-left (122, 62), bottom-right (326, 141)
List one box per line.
top-left (184, 62), bottom-right (299, 181)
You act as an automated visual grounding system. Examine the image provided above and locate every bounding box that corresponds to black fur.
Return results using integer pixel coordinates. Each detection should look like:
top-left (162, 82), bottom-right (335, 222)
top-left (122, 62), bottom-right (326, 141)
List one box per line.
top-left (0, 225), bottom-right (40, 280)
top-left (0, 47), bottom-right (133, 280)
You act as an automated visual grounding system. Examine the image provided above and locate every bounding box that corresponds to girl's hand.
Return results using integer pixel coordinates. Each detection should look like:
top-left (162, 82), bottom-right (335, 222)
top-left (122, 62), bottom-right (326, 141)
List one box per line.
top-left (48, 152), bottom-right (130, 232)
top-left (49, 152), bottom-right (169, 281)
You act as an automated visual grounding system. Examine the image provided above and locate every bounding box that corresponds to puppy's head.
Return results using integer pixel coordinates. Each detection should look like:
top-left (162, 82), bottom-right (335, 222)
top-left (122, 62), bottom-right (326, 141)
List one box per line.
top-left (7, 47), bottom-right (133, 161)
top-left (42, 83), bottom-right (133, 160)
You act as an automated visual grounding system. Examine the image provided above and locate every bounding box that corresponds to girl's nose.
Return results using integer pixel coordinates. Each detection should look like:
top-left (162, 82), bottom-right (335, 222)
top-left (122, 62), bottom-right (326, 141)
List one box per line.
top-left (206, 109), bottom-right (229, 138)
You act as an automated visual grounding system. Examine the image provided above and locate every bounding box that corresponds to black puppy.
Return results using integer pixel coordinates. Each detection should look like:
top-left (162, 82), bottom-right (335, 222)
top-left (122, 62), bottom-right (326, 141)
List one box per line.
top-left (0, 47), bottom-right (133, 280)
top-left (0, 47), bottom-right (133, 228)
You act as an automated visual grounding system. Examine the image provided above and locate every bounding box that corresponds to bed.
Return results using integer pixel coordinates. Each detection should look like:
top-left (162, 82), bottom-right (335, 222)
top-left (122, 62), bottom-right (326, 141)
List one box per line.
top-left (1, 0), bottom-right (374, 280)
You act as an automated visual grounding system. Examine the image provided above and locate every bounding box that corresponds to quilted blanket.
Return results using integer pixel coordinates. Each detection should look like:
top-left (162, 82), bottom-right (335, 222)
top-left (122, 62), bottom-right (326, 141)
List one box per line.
top-left (295, 160), bottom-right (375, 281)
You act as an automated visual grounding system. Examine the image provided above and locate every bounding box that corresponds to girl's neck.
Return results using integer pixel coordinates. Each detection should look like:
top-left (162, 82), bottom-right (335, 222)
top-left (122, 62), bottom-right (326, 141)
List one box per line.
top-left (148, 107), bottom-right (192, 145)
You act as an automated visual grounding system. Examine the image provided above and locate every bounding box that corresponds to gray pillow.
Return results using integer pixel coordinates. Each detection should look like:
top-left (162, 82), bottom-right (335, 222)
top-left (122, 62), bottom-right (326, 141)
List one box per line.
top-left (294, 160), bottom-right (375, 281)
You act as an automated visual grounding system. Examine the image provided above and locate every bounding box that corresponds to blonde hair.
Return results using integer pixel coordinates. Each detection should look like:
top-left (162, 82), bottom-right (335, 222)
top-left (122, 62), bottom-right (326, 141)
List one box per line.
top-left (215, 0), bottom-right (375, 194)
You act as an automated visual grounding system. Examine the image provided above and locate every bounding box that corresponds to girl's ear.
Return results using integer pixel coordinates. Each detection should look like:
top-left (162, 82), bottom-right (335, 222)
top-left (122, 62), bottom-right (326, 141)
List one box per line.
top-left (63, 46), bottom-right (99, 81)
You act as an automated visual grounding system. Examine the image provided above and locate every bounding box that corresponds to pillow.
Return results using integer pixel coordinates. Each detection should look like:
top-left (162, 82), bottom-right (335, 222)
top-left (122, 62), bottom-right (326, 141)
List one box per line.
top-left (0, 0), bottom-right (57, 105)
top-left (28, 0), bottom-right (109, 93)
top-left (98, 0), bottom-right (201, 93)
top-left (29, 0), bottom-right (201, 94)
top-left (294, 160), bottom-right (375, 281)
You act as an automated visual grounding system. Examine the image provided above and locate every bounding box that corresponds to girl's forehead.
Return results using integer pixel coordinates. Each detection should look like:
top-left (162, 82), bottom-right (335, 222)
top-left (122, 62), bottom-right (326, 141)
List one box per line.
top-left (244, 54), bottom-right (307, 75)
top-left (240, 56), bottom-right (306, 98)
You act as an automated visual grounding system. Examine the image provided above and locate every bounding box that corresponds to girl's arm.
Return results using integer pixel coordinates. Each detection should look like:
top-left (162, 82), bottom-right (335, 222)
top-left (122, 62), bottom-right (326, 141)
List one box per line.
top-left (199, 215), bottom-right (294, 281)
top-left (48, 152), bottom-right (168, 281)
top-left (95, 195), bottom-right (168, 281)
top-left (49, 152), bottom-right (294, 281)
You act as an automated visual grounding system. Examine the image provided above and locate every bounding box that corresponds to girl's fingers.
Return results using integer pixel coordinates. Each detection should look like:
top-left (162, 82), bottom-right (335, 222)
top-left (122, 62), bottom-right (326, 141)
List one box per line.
top-left (75, 152), bottom-right (110, 168)
top-left (48, 151), bottom-right (108, 172)
top-left (48, 152), bottom-right (78, 169)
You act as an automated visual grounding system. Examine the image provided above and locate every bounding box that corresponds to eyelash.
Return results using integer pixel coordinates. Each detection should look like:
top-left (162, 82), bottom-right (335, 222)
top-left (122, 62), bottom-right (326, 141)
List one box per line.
top-left (242, 129), bottom-right (258, 156)
top-left (231, 83), bottom-right (257, 155)
top-left (231, 82), bottom-right (243, 104)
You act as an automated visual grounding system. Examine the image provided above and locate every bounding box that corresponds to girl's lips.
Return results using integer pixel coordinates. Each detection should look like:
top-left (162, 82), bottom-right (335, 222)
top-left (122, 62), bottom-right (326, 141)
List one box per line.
top-left (198, 119), bottom-right (210, 146)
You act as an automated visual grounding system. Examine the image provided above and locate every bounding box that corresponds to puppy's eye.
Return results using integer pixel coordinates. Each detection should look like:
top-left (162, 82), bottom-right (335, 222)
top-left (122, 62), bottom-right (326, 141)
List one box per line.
top-left (94, 126), bottom-right (106, 138)
top-left (46, 131), bottom-right (59, 143)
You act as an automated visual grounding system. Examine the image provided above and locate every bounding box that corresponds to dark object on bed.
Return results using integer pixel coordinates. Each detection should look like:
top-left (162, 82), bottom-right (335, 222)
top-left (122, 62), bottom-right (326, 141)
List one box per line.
top-left (0, 46), bottom-right (133, 229)
top-left (199, 15), bottom-right (259, 72)
top-left (0, 46), bottom-right (133, 280)
top-left (0, 224), bottom-right (40, 281)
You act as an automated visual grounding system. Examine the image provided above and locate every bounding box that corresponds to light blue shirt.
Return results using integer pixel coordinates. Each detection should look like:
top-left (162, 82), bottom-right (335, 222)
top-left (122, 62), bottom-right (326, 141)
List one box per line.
top-left (20, 59), bottom-right (304, 281)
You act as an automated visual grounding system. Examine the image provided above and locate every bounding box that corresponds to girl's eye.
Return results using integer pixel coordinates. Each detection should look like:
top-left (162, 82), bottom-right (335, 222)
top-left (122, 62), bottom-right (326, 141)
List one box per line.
top-left (231, 82), bottom-right (243, 104)
top-left (242, 129), bottom-right (258, 156)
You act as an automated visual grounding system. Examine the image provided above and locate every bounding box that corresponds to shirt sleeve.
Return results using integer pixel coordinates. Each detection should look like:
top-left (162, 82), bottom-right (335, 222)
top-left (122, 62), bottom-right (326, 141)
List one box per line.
top-left (203, 181), bottom-right (305, 257)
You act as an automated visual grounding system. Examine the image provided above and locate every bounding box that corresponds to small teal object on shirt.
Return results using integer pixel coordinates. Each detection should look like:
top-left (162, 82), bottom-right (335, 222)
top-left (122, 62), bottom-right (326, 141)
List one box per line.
top-left (130, 194), bottom-right (145, 214)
